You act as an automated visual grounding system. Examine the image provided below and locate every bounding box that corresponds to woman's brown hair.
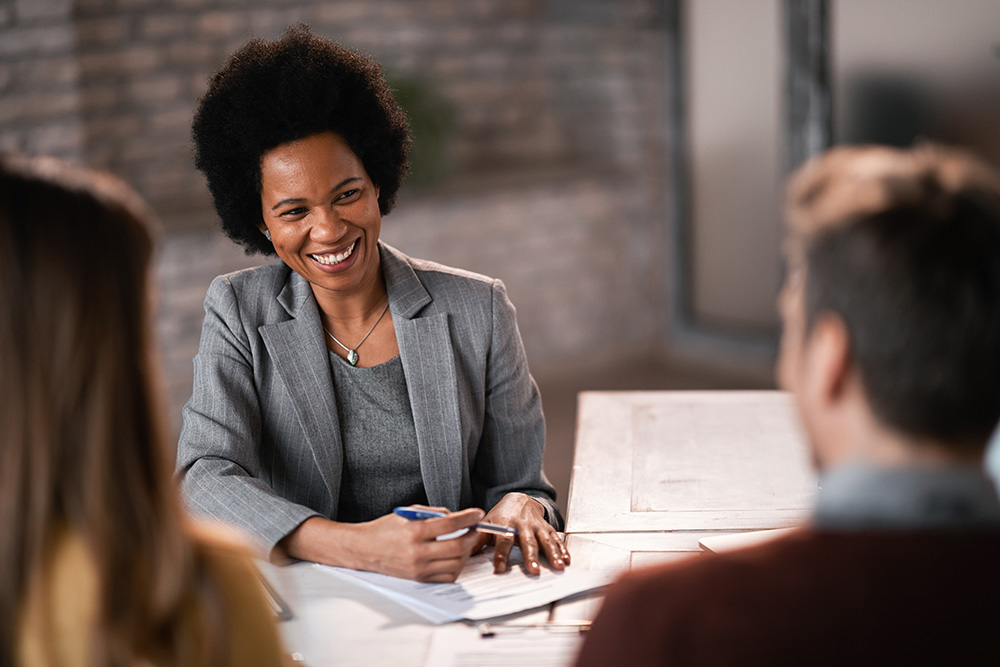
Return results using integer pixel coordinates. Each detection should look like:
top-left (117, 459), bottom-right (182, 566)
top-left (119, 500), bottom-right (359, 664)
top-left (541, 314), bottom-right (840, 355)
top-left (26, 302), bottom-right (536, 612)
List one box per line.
top-left (0, 156), bottom-right (229, 666)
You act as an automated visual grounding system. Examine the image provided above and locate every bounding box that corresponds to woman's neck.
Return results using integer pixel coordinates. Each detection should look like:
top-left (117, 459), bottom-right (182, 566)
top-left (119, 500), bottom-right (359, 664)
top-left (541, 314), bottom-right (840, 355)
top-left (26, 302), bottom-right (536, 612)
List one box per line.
top-left (312, 274), bottom-right (389, 329)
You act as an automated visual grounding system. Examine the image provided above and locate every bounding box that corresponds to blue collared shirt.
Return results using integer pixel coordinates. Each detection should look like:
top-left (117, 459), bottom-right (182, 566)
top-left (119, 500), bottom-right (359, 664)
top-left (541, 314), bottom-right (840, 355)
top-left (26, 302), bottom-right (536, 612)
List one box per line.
top-left (813, 461), bottom-right (1000, 530)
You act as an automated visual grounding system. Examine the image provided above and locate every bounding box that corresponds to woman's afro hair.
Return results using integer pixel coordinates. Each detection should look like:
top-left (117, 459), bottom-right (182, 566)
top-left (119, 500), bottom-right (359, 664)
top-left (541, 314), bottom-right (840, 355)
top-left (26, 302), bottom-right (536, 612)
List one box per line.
top-left (192, 25), bottom-right (411, 255)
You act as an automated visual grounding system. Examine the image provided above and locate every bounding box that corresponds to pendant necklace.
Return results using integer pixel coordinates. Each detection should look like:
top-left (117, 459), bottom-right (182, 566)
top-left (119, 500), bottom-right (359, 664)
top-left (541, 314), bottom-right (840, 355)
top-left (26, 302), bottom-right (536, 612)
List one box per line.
top-left (323, 299), bottom-right (390, 366)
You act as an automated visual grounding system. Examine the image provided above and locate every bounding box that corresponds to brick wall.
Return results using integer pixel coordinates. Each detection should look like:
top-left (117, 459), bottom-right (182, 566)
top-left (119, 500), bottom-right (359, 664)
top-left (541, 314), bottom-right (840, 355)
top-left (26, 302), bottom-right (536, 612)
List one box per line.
top-left (2, 0), bottom-right (667, 216)
top-left (0, 0), bottom-right (85, 160)
top-left (2, 0), bottom-right (675, 421)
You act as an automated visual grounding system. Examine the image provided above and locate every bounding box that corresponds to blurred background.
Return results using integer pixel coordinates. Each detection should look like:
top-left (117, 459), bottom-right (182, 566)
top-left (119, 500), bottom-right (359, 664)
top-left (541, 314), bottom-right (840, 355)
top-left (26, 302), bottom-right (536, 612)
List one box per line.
top-left (3, 0), bottom-right (999, 514)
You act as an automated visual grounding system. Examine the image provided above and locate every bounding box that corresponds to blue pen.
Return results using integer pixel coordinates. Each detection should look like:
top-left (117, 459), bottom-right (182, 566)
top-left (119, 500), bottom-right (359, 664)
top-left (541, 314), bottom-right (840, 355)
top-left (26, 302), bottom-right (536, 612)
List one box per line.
top-left (393, 506), bottom-right (519, 537)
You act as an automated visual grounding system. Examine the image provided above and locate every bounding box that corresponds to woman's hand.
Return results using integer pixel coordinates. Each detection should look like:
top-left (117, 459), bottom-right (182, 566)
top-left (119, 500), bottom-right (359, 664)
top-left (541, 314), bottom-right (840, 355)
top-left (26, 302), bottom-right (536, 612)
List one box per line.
top-left (476, 493), bottom-right (571, 575)
top-left (280, 506), bottom-right (485, 582)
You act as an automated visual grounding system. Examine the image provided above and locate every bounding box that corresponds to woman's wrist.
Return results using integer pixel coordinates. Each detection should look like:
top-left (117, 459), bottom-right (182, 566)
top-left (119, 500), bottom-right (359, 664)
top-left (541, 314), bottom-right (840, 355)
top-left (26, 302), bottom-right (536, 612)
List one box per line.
top-left (502, 492), bottom-right (548, 524)
top-left (277, 516), bottom-right (363, 568)
top-left (522, 494), bottom-right (547, 518)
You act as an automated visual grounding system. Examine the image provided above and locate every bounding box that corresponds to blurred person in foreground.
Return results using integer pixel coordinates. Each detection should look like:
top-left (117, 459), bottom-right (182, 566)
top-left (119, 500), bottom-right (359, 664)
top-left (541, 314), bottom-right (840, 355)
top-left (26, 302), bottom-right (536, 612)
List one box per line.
top-left (0, 156), bottom-right (286, 667)
top-left (576, 144), bottom-right (1000, 666)
top-left (175, 25), bottom-right (567, 582)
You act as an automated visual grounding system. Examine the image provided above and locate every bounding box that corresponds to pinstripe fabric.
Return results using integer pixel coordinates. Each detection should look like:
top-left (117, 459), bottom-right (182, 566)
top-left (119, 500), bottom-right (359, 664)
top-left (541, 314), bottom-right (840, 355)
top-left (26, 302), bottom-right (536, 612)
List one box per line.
top-left (176, 243), bottom-right (561, 552)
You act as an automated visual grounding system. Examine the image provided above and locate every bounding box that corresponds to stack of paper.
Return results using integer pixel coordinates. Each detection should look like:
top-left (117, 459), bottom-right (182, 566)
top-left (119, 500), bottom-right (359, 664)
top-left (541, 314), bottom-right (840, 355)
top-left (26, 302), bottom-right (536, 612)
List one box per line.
top-left (316, 547), bottom-right (615, 623)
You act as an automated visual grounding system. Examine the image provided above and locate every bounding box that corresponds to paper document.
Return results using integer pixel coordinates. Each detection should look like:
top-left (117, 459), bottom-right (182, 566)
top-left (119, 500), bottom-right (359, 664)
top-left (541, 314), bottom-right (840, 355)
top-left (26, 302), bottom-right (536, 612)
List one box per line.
top-left (423, 623), bottom-right (585, 667)
top-left (315, 547), bottom-right (615, 623)
top-left (698, 527), bottom-right (798, 553)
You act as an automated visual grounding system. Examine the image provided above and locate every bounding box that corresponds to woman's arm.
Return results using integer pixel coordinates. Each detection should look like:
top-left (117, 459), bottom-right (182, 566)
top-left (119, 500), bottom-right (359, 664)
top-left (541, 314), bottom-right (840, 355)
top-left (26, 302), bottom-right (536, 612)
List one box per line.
top-left (279, 508), bottom-right (484, 582)
top-left (473, 279), bottom-right (570, 574)
top-left (176, 276), bottom-right (320, 555)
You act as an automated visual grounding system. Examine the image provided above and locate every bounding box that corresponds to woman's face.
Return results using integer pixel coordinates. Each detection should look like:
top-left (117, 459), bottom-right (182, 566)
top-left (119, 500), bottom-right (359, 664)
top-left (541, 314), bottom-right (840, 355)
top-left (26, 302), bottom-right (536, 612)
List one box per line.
top-left (259, 131), bottom-right (382, 299)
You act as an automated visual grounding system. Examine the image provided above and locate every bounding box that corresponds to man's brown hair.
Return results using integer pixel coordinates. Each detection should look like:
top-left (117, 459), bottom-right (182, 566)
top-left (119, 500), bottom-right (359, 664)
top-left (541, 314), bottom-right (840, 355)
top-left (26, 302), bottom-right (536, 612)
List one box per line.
top-left (786, 144), bottom-right (1000, 447)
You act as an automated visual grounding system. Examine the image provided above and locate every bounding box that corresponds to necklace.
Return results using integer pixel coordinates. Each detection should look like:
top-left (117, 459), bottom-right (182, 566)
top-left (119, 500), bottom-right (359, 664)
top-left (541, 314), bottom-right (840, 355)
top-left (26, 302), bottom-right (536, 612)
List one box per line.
top-left (322, 299), bottom-right (390, 366)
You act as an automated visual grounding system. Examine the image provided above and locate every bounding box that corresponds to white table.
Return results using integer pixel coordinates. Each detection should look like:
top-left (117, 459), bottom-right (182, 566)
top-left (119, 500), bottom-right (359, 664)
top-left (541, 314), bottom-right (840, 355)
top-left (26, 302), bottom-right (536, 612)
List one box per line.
top-left (567, 390), bottom-right (816, 534)
top-left (552, 390), bottom-right (818, 622)
top-left (261, 560), bottom-right (564, 667)
top-left (264, 390), bottom-right (817, 665)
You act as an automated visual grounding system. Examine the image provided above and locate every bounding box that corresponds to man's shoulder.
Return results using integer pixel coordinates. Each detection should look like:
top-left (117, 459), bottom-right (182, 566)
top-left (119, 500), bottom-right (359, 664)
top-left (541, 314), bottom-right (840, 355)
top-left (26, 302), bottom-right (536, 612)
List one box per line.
top-left (611, 526), bottom-right (1000, 601)
top-left (608, 528), bottom-right (1000, 594)
top-left (610, 530), bottom-right (817, 600)
top-left (584, 528), bottom-right (1000, 666)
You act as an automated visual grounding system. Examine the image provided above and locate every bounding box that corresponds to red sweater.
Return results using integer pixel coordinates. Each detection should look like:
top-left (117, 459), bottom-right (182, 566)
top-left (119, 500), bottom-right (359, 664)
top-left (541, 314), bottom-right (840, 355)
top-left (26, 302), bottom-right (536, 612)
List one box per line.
top-left (576, 528), bottom-right (1000, 666)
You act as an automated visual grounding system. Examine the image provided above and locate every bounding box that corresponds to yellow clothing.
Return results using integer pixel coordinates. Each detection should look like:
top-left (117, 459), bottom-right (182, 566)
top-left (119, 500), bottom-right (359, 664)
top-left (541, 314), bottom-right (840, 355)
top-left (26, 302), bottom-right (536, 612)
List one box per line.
top-left (18, 526), bottom-right (287, 666)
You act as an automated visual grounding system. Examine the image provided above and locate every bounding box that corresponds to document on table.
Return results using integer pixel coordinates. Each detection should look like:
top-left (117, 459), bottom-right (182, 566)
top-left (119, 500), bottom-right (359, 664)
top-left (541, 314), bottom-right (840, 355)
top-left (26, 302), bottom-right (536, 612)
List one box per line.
top-left (698, 527), bottom-right (798, 553)
top-left (423, 623), bottom-right (585, 667)
top-left (315, 547), bottom-right (616, 623)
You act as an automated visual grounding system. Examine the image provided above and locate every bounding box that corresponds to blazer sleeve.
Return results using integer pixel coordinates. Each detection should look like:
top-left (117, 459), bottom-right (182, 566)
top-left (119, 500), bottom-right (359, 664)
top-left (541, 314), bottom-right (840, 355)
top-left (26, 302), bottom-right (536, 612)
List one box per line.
top-left (176, 276), bottom-right (320, 553)
top-left (474, 279), bottom-right (564, 530)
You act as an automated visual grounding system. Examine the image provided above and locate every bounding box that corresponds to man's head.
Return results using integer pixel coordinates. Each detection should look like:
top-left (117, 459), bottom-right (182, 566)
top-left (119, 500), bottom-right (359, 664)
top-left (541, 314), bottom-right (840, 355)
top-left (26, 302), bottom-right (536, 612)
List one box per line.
top-left (776, 145), bottom-right (1000, 467)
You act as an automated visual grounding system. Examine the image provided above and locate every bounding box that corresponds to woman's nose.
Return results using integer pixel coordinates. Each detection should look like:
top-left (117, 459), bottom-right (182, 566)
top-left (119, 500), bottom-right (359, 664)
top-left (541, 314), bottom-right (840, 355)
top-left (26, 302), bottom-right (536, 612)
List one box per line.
top-left (310, 208), bottom-right (347, 242)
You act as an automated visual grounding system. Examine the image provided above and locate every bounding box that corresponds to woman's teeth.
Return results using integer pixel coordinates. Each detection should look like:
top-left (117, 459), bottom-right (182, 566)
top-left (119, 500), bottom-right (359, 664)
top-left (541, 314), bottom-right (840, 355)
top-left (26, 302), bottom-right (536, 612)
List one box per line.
top-left (312, 241), bottom-right (356, 265)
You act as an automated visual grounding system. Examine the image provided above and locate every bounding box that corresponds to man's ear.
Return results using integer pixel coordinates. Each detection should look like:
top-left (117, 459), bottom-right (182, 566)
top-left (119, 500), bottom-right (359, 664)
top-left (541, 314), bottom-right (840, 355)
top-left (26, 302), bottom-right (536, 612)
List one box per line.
top-left (804, 313), bottom-right (852, 409)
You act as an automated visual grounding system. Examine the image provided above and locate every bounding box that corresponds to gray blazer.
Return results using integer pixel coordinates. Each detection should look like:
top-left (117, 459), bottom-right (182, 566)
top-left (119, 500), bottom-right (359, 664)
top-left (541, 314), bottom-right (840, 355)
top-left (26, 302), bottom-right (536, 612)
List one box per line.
top-left (176, 243), bottom-right (561, 551)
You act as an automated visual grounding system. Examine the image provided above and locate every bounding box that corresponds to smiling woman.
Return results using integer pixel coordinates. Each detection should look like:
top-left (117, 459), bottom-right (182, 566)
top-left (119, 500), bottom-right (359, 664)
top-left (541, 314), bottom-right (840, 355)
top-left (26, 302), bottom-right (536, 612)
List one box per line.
top-left (258, 132), bottom-right (389, 365)
top-left (259, 132), bottom-right (391, 368)
top-left (176, 25), bottom-right (568, 583)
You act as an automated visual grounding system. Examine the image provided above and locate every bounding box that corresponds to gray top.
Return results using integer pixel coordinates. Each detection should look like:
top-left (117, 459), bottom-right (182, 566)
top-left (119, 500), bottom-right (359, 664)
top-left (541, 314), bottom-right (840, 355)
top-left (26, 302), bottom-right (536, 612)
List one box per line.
top-left (813, 461), bottom-right (1000, 530)
top-left (329, 352), bottom-right (427, 522)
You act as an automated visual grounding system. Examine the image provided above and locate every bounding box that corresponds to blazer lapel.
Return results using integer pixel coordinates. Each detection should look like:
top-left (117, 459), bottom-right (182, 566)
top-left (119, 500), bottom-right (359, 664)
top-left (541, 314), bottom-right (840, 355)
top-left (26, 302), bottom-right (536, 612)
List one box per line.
top-left (259, 271), bottom-right (343, 516)
top-left (382, 244), bottom-right (466, 510)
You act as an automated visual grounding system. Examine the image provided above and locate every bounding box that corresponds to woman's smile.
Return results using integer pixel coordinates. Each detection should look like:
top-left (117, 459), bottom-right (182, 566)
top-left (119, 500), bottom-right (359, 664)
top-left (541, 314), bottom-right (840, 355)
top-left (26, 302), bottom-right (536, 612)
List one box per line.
top-left (310, 238), bottom-right (359, 269)
top-left (258, 131), bottom-right (382, 297)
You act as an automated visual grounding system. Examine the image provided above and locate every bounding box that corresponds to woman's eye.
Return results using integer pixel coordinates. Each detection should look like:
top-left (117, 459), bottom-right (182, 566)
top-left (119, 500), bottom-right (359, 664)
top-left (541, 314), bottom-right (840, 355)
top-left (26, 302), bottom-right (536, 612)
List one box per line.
top-left (337, 189), bottom-right (360, 202)
top-left (281, 207), bottom-right (307, 217)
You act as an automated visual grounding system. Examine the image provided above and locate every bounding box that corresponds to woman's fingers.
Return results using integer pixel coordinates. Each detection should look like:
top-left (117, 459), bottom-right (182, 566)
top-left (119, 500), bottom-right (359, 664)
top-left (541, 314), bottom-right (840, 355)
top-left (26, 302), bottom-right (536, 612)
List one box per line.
top-left (538, 530), bottom-right (568, 571)
top-left (415, 531), bottom-right (480, 581)
top-left (410, 507), bottom-right (484, 541)
top-left (417, 559), bottom-right (468, 583)
top-left (361, 508), bottom-right (484, 580)
top-left (492, 532), bottom-right (517, 573)
top-left (518, 529), bottom-right (541, 576)
top-left (482, 492), bottom-right (572, 575)
top-left (409, 503), bottom-right (452, 515)
top-left (470, 530), bottom-right (492, 555)
top-left (559, 536), bottom-right (571, 565)
top-left (384, 498), bottom-right (574, 580)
